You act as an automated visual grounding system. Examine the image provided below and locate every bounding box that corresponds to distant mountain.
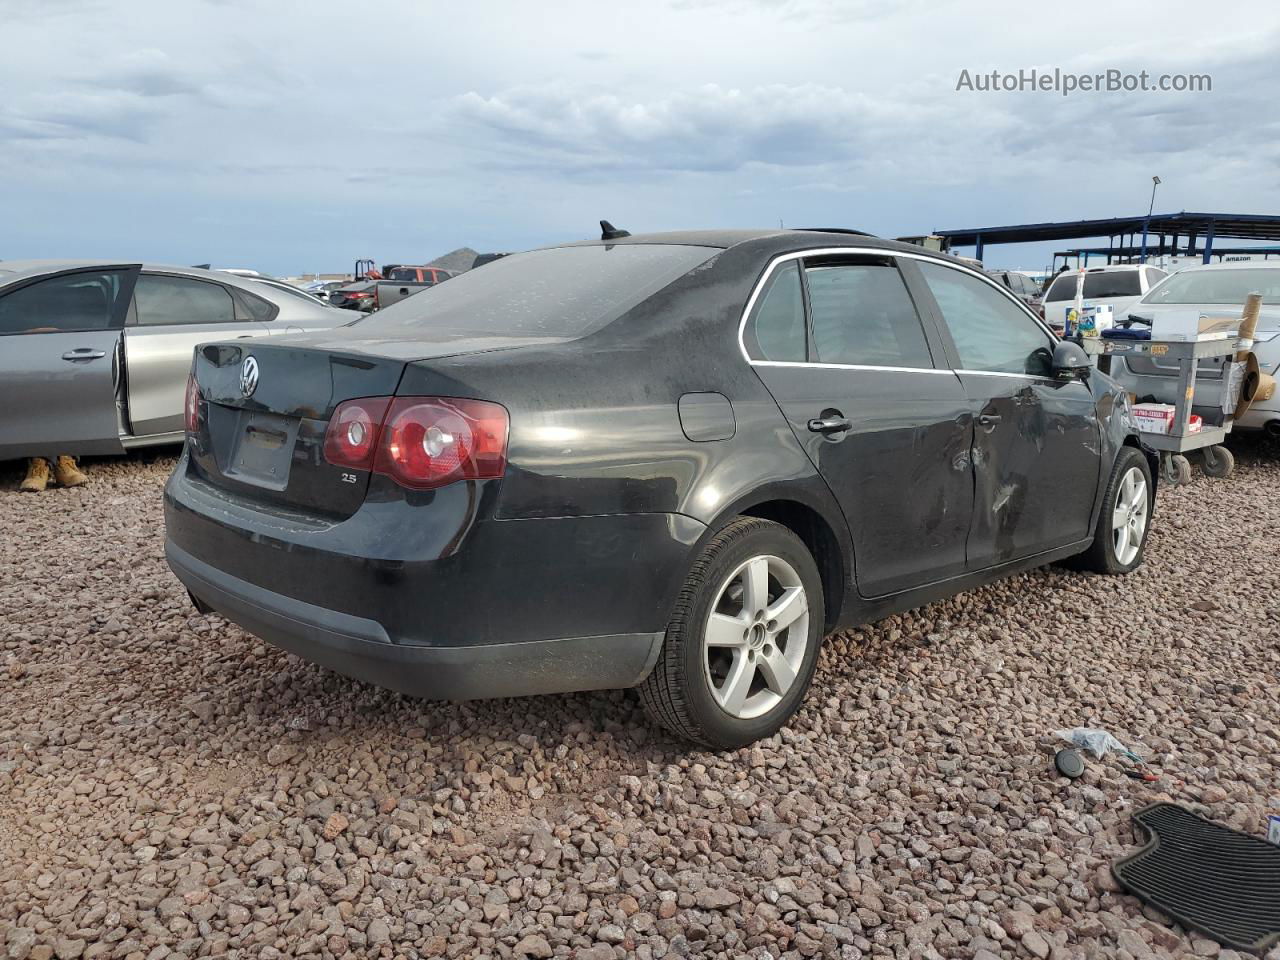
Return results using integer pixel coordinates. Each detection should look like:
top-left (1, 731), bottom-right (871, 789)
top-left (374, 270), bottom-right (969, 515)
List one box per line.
top-left (428, 247), bottom-right (479, 273)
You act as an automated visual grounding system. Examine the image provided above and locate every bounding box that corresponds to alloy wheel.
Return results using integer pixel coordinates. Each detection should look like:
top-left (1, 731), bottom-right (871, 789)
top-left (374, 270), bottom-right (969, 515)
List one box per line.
top-left (1111, 466), bottom-right (1149, 566)
top-left (702, 554), bottom-right (810, 720)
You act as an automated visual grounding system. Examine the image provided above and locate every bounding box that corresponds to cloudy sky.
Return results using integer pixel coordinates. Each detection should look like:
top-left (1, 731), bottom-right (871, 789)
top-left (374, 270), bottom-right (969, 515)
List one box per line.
top-left (4, 0), bottom-right (1279, 274)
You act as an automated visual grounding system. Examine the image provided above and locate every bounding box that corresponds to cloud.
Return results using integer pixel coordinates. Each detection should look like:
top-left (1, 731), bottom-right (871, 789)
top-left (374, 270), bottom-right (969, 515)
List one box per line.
top-left (3, 0), bottom-right (1280, 272)
top-left (666, 0), bottom-right (926, 23)
top-left (0, 93), bottom-right (158, 144)
top-left (450, 82), bottom-right (939, 175)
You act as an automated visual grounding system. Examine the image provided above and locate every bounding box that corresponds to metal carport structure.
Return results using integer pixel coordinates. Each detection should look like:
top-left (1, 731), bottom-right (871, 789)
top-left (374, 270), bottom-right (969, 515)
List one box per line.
top-left (934, 212), bottom-right (1280, 265)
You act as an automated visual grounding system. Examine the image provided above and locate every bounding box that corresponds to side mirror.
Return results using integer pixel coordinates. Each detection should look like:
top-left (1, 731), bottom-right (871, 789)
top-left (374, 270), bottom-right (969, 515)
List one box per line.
top-left (1051, 340), bottom-right (1092, 381)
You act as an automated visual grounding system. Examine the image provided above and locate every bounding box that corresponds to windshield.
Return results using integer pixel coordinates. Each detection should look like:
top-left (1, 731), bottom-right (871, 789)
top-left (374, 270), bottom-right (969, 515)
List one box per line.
top-left (1142, 267), bottom-right (1280, 305)
top-left (353, 243), bottom-right (720, 338)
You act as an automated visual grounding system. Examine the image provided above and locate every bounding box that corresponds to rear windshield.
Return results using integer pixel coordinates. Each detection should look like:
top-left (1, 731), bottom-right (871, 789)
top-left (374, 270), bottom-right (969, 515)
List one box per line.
top-left (1143, 267), bottom-right (1280, 305)
top-left (353, 244), bottom-right (719, 337)
top-left (1044, 274), bottom-right (1077, 301)
top-left (1082, 271), bottom-right (1141, 298)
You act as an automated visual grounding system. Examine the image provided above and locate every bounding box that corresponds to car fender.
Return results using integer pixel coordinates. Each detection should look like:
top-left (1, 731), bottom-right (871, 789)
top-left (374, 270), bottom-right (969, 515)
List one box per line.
top-left (1089, 371), bottom-right (1159, 524)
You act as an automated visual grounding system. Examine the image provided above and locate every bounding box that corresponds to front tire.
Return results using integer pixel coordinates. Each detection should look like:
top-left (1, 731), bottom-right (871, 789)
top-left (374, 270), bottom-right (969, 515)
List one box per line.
top-left (639, 517), bottom-right (824, 749)
top-left (1073, 447), bottom-right (1153, 574)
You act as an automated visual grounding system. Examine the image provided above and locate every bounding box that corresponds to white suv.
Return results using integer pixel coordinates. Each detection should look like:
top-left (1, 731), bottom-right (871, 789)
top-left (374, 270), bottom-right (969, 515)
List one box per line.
top-left (1041, 264), bottom-right (1168, 331)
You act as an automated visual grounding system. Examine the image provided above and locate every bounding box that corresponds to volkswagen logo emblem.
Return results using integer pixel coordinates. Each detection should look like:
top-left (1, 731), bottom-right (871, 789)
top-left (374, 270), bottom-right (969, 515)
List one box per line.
top-left (240, 356), bottom-right (260, 398)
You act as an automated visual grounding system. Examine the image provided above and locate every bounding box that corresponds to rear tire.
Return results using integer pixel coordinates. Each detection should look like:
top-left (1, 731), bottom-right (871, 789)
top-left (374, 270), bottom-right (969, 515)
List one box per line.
top-left (639, 517), bottom-right (824, 750)
top-left (1072, 447), bottom-right (1153, 574)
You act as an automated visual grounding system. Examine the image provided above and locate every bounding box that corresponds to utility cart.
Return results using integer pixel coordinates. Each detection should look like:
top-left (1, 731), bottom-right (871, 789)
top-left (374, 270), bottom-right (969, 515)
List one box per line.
top-left (1082, 336), bottom-right (1237, 486)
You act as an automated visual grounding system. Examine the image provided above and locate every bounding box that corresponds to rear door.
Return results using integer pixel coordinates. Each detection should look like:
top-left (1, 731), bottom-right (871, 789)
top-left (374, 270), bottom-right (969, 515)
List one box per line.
top-left (124, 273), bottom-right (273, 438)
top-left (746, 253), bottom-right (975, 598)
top-left (913, 260), bottom-right (1100, 567)
top-left (0, 265), bottom-right (139, 459)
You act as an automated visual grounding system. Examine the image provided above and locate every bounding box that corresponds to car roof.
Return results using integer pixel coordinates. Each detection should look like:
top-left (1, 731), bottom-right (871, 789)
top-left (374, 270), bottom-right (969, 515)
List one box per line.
top-left (0, 259), bottom-right (282, 294)
top-left (557, 228), bottom-right (979, 267)
top-left (0, 260), bottom-right (337, 313)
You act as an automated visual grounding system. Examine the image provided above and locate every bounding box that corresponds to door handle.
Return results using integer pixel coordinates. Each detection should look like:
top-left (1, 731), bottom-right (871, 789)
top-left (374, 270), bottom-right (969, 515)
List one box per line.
top-left (978, 413), bottom-right (1003, 427)
top-left (807, 415), bottom-right (853, 435)
top-left (61, 349), bottom-right (106, 362)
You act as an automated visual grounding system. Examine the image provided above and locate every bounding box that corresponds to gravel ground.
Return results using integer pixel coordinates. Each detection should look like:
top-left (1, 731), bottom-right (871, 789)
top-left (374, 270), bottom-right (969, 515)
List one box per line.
top-left (2, 440), bottom-right (1279, 960)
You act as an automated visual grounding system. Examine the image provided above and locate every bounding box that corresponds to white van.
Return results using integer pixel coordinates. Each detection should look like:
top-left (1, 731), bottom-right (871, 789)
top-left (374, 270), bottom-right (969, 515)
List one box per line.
top-left (1041, 264), bottom-right (1168, 332)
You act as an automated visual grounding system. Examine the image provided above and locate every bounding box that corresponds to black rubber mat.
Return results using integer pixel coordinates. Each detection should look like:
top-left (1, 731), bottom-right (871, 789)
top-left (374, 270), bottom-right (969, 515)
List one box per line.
top-left (1113, 803), bottom-right (1280, 953)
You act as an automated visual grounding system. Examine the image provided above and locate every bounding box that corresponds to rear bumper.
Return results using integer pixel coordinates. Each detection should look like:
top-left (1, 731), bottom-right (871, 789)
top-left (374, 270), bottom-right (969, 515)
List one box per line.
top-left (167, 539), bottom-right (664, 699)
top-left (163, 455), bottom-right (702, 698)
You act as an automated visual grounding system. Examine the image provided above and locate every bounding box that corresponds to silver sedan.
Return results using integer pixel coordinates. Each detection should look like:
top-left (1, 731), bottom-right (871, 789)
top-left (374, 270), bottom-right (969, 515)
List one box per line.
top-left (0, 261), bottom-right (353, 459)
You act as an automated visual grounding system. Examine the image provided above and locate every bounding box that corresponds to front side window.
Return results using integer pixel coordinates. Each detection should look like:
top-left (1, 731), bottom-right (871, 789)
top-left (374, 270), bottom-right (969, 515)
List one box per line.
top-left (0, 270), bottom-right (127, 335)
top-left (1144, 267), bottom-right (1167, 289)
top-left (805, 260), bottom-right (933, 368)
top-left (744, 261), bottom-right (806, 362)
top-left (918, 261), bottom-right (1053, 377)
top-left (134, 275), bottom-right (236, 326)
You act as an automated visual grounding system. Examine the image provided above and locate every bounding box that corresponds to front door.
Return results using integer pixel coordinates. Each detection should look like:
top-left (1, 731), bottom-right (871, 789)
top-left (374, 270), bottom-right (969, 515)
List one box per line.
top-left (913, 260), bottom-right (1100, 567)
top-left (124, 273), bottom-right (272, 438)
top-left (745, 255), bottom-right (975, 598)
top-left (0, 265), bottom-right (140, 460)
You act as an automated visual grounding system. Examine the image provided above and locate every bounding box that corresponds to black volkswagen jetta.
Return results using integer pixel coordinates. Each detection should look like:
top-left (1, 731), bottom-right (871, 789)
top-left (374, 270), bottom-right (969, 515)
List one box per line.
top-left (165, 227), bottom-right (1155, 748)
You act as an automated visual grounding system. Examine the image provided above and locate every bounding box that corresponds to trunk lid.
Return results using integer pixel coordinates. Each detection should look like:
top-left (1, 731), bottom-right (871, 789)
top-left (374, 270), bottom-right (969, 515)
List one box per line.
top-left (190, 341), bottom-right (407, 518)
top-left (188, 333), bottom-right (561, 518)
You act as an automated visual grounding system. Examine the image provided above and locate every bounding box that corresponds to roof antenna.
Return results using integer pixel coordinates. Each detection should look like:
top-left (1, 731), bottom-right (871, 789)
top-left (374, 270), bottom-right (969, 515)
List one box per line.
top-left (600, 220), bottom-right (630, 240)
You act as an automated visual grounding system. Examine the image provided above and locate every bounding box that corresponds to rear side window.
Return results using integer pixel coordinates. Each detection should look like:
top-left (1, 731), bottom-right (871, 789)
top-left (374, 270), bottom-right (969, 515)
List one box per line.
top-left (1045, 274), bottom-right (1079, 301)
top-left (744, 261), bottom-right (806, 362)
top-left (918, 262), bottom-right (1053, 377)
top-left (1083, 271), bottom-right (1141, 298)
top-left (134, 275), bottom-right (236, 326)
top-left (0, 270), bottom-right (128, 334)
top-left (805, 261), bottom-right (933, 368)
top-left (235, 287), bottom-right (277, 320)
top-left (1144, 267), bottom-right (1167, 289)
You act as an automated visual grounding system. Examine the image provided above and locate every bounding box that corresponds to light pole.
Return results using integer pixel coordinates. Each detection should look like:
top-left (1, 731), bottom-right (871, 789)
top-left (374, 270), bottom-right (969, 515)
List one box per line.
top-left (1139, 175), bottom-right (1161, 263)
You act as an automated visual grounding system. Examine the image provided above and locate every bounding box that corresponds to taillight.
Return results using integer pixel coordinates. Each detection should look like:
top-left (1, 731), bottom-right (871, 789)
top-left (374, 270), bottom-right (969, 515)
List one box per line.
top-left (321, 396), bottom-right (508, 490)
top-left (323, 397), bottom-right (392, 470)
top-left (184, 371), bottom-right (200, 434)
top-left (375, 398), bottom-right (508, 490)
